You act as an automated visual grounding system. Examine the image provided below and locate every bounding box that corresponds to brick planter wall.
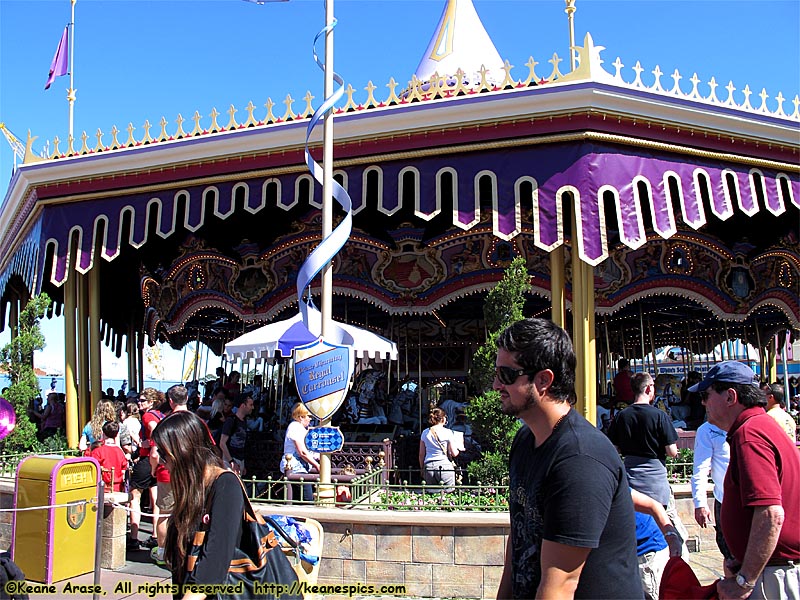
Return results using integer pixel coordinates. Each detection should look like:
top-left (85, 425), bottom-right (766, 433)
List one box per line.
top-left (0, 479), bottom-right (718, 599)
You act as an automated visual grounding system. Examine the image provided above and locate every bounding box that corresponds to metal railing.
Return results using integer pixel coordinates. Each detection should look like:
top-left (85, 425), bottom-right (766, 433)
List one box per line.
top-left (666, 460), bottom-right (693, 484)
top-left (242, 465), bottom-right (509, 511)
top-left (0, 449), bottom-right (81, 477)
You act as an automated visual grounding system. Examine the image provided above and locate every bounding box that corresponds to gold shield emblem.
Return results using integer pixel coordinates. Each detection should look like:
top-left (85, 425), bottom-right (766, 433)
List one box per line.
top-left (66, 501), bottom-right (86, 530)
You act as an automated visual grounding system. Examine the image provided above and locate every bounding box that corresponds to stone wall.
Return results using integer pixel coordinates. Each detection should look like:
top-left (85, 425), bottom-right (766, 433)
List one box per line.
top-left (265, 505), bottom-right (508, 599)
top-left (0, 478), bottom-right (718, 599)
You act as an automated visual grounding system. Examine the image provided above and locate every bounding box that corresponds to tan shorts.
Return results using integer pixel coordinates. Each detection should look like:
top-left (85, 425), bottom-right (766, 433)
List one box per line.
top-left (155, 482), bottom-right (174, 513)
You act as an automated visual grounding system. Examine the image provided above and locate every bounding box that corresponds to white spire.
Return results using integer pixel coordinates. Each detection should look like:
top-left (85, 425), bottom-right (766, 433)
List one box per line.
top-left (414, 0), bottom-right (504, 86)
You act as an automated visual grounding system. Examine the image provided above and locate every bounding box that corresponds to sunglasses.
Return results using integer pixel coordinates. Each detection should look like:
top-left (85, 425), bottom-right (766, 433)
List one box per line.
top-left (495, 366), bottom-right (531, 385)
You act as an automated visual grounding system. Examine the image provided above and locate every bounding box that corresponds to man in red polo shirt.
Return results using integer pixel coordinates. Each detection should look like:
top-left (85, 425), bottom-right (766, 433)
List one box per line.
top-left (690, 361), bottom-right (799, 600)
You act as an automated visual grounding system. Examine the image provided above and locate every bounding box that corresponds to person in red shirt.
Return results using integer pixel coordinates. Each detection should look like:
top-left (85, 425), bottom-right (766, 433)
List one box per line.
top-left (690, 361), bottom-right (800, 600)
top-left (89, 421), bottom-right (129, 493)
top-left (613, 358), bottom-right (634, 405)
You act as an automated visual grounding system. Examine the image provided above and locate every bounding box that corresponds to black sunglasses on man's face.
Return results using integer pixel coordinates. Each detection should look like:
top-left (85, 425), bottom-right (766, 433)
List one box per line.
top-left (495, 366), bottom-right (531, 386)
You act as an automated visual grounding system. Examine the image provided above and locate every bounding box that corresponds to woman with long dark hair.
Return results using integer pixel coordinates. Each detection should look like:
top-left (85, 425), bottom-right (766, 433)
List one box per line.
top-left (151, 410), bottom-right (239, 596)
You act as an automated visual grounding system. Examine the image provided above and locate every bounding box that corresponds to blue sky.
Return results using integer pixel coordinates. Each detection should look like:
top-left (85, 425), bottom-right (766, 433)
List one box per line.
top-left (0, 0), bottom-right (798, 382)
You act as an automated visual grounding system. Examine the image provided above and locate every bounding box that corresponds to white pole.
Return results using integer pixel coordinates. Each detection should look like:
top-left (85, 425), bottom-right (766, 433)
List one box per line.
top-left (317, 0), bottom-right (335, 504)
top-left (68, 0), bottom-right (76, 141)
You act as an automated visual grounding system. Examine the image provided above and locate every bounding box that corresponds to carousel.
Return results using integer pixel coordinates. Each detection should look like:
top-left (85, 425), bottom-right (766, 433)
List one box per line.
top-left (0, 0), bottom-right (797, 446)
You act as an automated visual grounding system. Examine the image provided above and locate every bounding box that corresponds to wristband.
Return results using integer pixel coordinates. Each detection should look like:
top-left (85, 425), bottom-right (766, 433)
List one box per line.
top-left (664, 531), bottom-right (680, 538)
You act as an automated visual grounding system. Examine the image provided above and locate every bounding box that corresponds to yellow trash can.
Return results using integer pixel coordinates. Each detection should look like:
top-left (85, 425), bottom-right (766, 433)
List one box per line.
top-left (12, 456), bottom-right (101, 583)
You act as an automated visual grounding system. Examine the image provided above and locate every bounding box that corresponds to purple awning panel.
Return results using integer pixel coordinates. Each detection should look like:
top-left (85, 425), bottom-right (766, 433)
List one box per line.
top-left (18, 140), bottom-right (799, 286)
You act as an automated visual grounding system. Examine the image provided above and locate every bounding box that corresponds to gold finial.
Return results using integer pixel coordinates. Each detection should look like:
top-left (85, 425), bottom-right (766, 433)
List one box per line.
top-left (141, 120), bottom-right (154, 144)
top-left (190, 111), bottom-right (203, 136)
top-left (209, 108), bottom-right (221, 132)
top-left (265, 98), bottom-right (277, 123)
top-left (478, 65), bottom-right (491, 91)
top-left (301, 91), bottom-right (315, 118)
top-left (547, 53), bottom-right (564, 82)
top-left (110, 125), bottom-right (120, 149)
top-left (125, 123), bottom-right (136, 146)
top-left (94, 128), bottom-right (104, 152)
top-left (364, 81), bottom-right (377, 108)
top-left (243, 102), bottom-right (258, 127)
top-left (428, 72), bottom-right (442, 99)
top-left (52, 136), bottom-right (61, 157)
top-left (225, 105), bottom-right (238, 130)
top-left (157, 117), bottom-right (169, 142)
top-left (385, 78), bottom-right (400, 105)
top-left (500, 60), bottom-right (516, 89)
top-left (175, 114), bottom-right (187, 138)
top-left (453, 68), bottom-right (469, 95)
top-left (343, 84), bottom-right (358, 111)
top-left (523, 57), bottom-right (540, 86)
top-left (407, 75), bottom-right (423, 102)
top-left (66, 134), bottom-right (75, 155)
top-left (79, 131), bottom-right (89, 154)
top-left (757, 88), bottom-right (770, 113)
top-left (281, 95), bottom-right (295, 121)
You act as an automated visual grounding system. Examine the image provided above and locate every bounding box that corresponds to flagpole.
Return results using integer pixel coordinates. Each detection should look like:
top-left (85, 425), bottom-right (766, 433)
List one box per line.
top-left (317, 0), bottom-right (335, 506)
top-left (68, 0), bottom-right (76, 141)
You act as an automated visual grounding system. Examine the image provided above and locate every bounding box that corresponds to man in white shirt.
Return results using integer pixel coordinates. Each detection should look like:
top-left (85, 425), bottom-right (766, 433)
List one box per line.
top-left (691, 420), bottom-right (734, 574)
top-left (762, 383), bottom-right (796, 441)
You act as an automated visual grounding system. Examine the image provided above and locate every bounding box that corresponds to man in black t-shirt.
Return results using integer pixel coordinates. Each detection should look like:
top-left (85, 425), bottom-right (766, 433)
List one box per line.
top-left (608, 372), bottom-right (679, 507)
top-left (220, 395), bottom-right (253, 476)
top-left (495, 319), bottom-right (642, 599)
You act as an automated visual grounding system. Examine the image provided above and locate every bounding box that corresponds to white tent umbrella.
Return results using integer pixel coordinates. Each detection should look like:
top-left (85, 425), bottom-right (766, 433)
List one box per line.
top-left (224, 305), bottom-right (398, 362)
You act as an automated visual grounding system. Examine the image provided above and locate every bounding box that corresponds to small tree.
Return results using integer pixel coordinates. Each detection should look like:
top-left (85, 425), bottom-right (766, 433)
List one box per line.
top-left (466, 257), bottom-right (530, 484)
top-left (0, 293), bottom-right (51, 452)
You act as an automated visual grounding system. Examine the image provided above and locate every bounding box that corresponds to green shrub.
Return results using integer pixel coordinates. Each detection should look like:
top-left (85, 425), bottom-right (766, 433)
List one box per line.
top-left (376, 487), bottom-right (508, 511)
top-left (466, 450), bottom-right (511, 486)
top-left (0, 294), bottom-right (51, 453)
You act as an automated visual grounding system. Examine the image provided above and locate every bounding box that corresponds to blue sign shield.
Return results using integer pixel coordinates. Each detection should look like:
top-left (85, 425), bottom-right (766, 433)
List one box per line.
top-left (293, 338), bottom-right (352, 421)
top-left (305, 426), bottom-right (345, 454)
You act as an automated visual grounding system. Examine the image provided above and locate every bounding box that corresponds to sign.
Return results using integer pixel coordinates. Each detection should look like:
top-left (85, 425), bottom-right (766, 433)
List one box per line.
top-left (294, 338), bottom-right (353, 421)
top-left (305, 426), bottom-right (344, 453)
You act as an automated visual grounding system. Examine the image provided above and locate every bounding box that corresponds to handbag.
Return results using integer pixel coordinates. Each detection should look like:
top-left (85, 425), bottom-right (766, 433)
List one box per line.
top-left (185, 476), bottom-right (303, 600)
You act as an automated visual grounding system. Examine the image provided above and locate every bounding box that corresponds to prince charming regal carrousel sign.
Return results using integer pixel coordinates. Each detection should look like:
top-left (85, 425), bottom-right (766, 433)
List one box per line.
top-left (293, 338), bottom-right (353, 422)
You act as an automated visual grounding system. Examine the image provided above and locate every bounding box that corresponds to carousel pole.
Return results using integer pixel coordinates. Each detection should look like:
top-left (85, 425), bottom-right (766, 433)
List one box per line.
top-left (64, 268), bottom-right (79, 448)
top-left (550, 0), bottom-right (577, 329)
top-left (314, 0), bottom-right (337, 506)
top-left (88, 260), bottom-right (102, 407)
top-left (77, 272), bottom-right (90, 420)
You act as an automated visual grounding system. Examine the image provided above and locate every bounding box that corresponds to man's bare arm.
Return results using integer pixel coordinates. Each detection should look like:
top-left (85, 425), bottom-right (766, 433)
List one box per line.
top-left (536, 540), bottom-right (590, 599)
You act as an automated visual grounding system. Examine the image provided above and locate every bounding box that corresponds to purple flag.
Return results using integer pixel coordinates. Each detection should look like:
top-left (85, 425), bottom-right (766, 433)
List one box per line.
top-left (44, 26), bottom-right (69, 90)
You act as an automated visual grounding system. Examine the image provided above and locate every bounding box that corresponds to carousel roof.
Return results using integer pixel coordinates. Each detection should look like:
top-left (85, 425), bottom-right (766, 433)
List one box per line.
top-left (0, 29), bottom-right (797, 354)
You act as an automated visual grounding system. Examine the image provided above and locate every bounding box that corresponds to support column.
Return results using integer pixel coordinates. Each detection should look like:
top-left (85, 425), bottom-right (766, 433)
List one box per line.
top-left (127, 323), bottom-right (136, 390)
top-left (137, 331), bottom-right (144, 392)
top-left (571, 247), bottom-right (596, 425)
top-left (64, 272), bottom-right (80, 448)
top-left (77, 272), bottom-right (90, 421)
top-left (8, 297), bottom-right (18, 341)
top-left (768, 337), bottom-right (777, 383)
top-left (550, 249), bottom-right (566, 328)
top-left (89, 264), bottom-right (102, 406)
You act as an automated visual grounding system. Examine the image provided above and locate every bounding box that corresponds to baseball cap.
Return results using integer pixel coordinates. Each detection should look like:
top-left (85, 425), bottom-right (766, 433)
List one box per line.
top-left (688, 361), bottom-right (757, 393)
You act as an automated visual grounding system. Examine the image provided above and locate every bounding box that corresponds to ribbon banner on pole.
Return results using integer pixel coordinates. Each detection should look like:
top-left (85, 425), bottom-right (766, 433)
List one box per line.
top-left (293, 17), bottom-right (355, 418)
